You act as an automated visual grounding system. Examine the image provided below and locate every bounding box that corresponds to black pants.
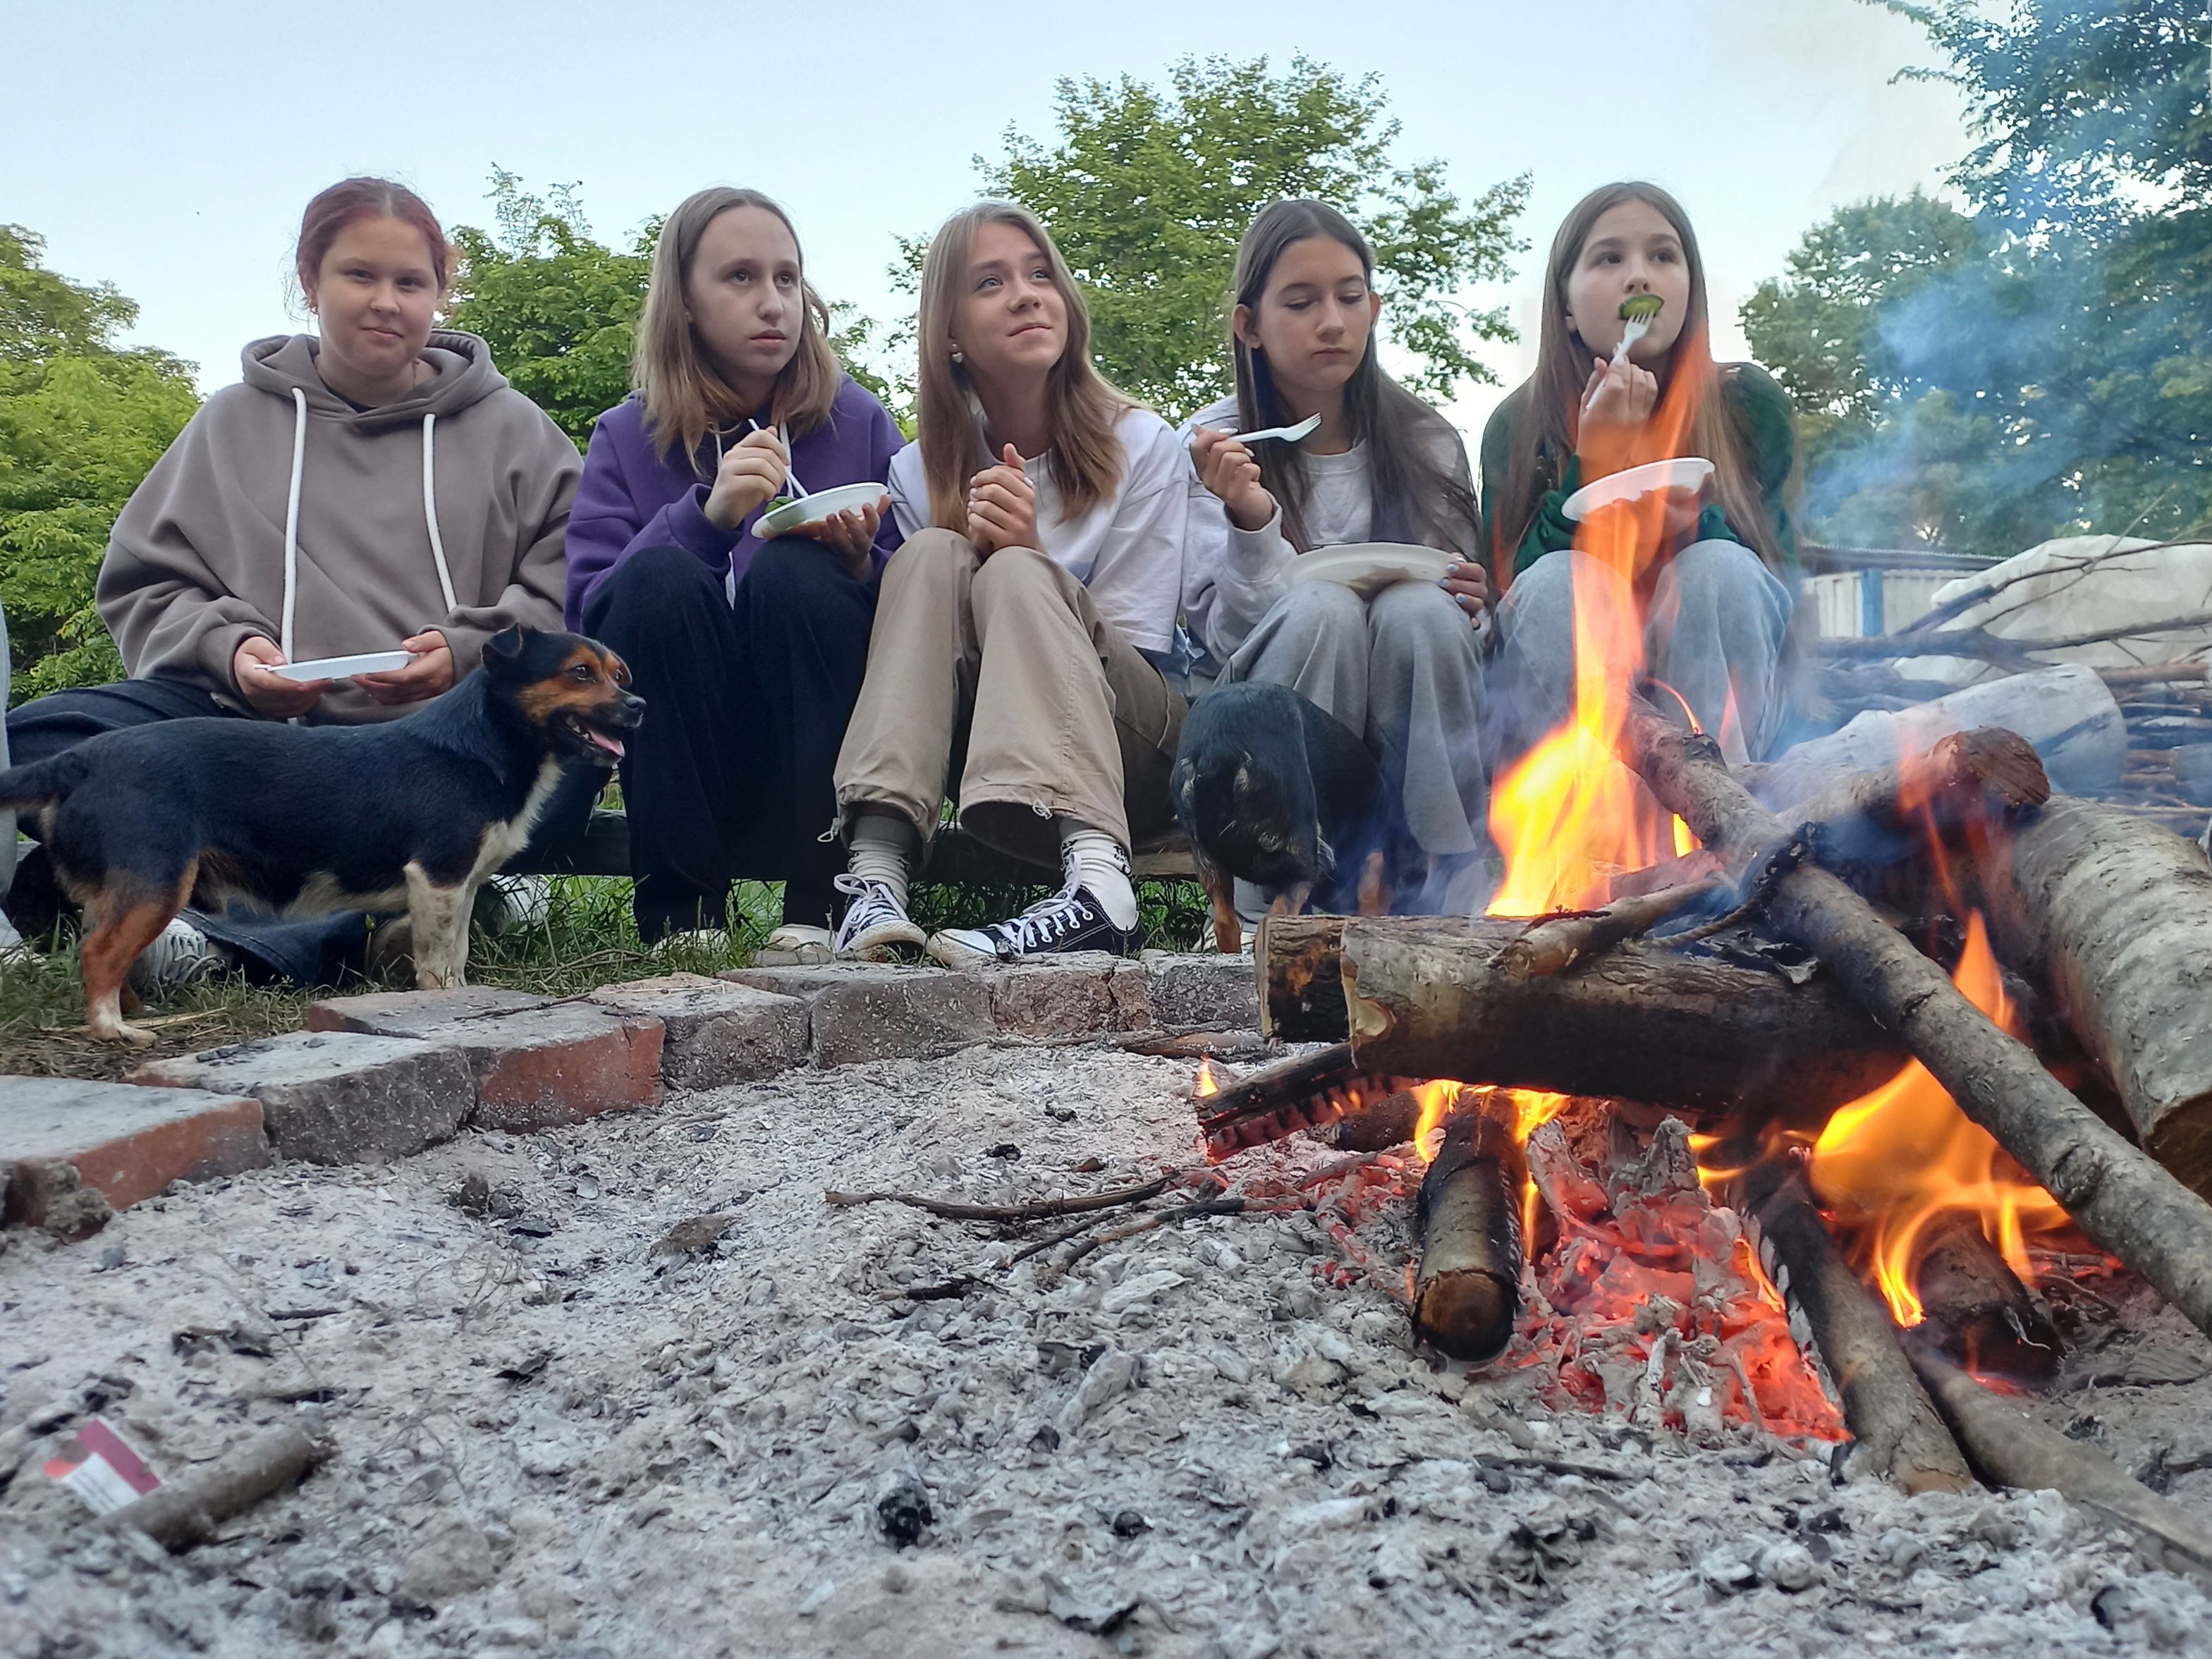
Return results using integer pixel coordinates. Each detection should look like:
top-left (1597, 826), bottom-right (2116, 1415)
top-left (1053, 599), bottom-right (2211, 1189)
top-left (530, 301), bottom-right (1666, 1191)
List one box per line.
top-left (582, 541), bottom-right (876, 941)
top-left (2, 677), bottom-right (598, 986)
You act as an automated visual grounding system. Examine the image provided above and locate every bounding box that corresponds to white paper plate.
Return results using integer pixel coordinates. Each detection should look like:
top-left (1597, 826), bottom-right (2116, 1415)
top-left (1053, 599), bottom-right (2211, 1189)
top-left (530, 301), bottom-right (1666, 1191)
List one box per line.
top-left (1285, 542), bottom-right (1455, 596)
top-left (269, 651), bottom-right (412, 682)
top-left (1562, 457), bottom-right (1714, 522)
top-left (758, 482), bottom-right (889, 539)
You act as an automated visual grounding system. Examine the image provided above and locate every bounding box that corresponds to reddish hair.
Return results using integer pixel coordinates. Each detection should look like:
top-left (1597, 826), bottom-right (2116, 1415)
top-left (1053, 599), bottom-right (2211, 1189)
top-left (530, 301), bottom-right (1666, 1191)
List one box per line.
top-left (295, 177), bottom-right (449, 292)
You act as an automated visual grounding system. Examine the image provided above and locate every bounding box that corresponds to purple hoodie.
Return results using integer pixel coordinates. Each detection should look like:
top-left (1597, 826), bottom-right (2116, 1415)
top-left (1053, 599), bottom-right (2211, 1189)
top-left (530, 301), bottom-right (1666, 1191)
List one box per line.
top-left (564, 376), bottom-right (906, 628)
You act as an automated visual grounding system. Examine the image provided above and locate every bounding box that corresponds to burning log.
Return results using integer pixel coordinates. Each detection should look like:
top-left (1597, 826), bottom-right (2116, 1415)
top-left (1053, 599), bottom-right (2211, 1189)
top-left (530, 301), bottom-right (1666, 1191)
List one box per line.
top-left (1412, 1110), bottom-right (1522, 1363)
top-left (1323, 917), bottom-right (1905, 1126)
top-left (1623, 694), bottom-right (2212, 1349)
top-left (1197, 1043), bottom-right (1419, 1160)
top-left (1754, 725), bottom-right (2051, 840)
top-left (1972, 795), bottom-right (2212, 1197)
top-left (1909, 1213), bottom-right (2061, 1384)
top-left (1256, 914), bottom-right (1349, 1042)
top-left (1738, 1168), bottom-right (1974, 1495)
top-left (1907, 1346), bottom-right (2212, 1573)
top-left (1492, 876), bottom-right (1725, 980)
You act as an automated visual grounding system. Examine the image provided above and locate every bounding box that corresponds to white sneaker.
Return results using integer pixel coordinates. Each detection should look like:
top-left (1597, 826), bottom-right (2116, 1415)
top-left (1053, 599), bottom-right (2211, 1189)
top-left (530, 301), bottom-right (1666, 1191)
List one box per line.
top-left (832, 874), bottom-right (924, 961)
top-left (754, 924), bottom-right (833, 965)
top-left (477, 874), bottom-right (551, 935)
top-left (925, 879), bottom-right (1143, 967)
top-left (126, 916), bottom-right (226, 998)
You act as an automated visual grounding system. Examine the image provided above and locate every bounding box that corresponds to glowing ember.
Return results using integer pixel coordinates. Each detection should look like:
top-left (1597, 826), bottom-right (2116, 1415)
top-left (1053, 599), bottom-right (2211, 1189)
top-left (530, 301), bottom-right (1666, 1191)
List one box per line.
top-left (1807, 912), bottom-right (2071, 1326)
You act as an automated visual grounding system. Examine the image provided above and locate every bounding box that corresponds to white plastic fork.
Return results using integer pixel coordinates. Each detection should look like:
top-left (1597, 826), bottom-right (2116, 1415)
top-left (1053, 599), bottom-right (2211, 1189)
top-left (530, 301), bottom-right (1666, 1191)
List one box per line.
top-left (1211, 412), bottom-right (1322, 445)
top-left (1584, 314), bottom-right (1658, 415)
top-left (751, 419), bottom-right (809, 496)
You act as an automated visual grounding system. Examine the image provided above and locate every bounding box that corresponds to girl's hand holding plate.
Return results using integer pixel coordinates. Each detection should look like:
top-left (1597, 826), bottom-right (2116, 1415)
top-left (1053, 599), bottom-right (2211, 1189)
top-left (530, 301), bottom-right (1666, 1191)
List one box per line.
top-left (967, 444), bottom-right (1038, 556)
top-left (233, 635), bottom-right (329, 718)
top-left (790, 494), bottom-right (888, 579)
top-left (1439, 560), bottom-right (1492, 628)
top-left (704, 426), bottom-right (789, 529)
top-left (1190, 427), bottom-right (1276, 532)
top-left (358, 630), bottom-right (456, 705)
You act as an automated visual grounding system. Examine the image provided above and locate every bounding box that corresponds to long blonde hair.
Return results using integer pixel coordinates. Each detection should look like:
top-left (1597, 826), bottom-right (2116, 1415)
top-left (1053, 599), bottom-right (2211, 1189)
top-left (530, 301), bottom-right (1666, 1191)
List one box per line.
top-left (633, 188), bottom-right (841, 465)
top-left (1495, 182), bottom-right (1792, 579)
top-left (913, 201), bottom-right (1132, 534)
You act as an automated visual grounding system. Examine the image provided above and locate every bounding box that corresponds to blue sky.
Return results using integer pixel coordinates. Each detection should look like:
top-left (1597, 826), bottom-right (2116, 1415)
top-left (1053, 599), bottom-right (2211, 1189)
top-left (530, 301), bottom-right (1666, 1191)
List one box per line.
top-left (7, 0), bottom-right (1970, 438)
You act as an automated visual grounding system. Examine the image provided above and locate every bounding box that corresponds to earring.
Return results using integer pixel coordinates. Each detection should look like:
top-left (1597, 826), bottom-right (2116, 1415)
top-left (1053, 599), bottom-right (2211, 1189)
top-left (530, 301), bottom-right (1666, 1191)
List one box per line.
top-left (951, 348), bottom-right (964, 365)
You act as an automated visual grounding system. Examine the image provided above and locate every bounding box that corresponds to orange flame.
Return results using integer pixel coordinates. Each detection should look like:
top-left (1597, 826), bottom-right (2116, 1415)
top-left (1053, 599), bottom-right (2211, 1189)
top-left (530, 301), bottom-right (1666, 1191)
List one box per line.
top-left (1486, 347), bottom-right (1708, 918)
top-left (1194, 1058), bottom-right (1218, 1098)
top-left (1408, 1079), bottom-right (1463, 1163)
top-left (1807, 912), bottom-right (2070, 1326)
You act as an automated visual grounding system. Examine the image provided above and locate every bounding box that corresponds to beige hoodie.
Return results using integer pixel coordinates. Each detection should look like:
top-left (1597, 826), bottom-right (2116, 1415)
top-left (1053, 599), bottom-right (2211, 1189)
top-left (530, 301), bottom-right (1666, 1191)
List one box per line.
top-left (97, 331), bottom-right (580, 724)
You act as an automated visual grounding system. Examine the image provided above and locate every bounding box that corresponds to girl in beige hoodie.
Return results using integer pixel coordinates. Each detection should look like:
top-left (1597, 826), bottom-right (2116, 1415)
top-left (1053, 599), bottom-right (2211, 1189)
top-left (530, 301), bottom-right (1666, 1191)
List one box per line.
top-left (3, 177), bottom-right (581, 986)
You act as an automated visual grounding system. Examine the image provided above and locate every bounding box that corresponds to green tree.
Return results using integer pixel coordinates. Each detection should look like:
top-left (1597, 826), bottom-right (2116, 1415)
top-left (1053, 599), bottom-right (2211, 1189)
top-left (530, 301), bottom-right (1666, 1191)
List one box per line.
top-left (898, 55), bottom-right (1528, 420)
top-left (0, 226), bottom-right (200, 702)
top-left (444, 172), bottom-right (654, 449)
top-left (1748, 3), bottom-right (2212, 551)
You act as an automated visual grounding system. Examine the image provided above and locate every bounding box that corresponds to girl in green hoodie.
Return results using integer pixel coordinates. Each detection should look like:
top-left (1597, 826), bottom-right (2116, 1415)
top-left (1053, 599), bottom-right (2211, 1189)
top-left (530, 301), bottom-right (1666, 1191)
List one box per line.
top-left (2, 176), bottom-right (582, 988)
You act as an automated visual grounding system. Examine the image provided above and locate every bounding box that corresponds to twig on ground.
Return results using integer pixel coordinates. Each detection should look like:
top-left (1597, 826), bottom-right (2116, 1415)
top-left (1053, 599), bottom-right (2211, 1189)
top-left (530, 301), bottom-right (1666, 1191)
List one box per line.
top-left (823, 1175), bottom-right (1175, 1223)
top-left (1034, 1196), bottom-right (1248, 1286)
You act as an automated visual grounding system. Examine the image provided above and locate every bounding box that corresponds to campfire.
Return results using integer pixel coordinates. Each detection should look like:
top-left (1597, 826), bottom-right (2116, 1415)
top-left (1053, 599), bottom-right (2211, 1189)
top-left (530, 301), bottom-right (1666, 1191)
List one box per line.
top-left (1192, 378), bottom-right (2212, 1554)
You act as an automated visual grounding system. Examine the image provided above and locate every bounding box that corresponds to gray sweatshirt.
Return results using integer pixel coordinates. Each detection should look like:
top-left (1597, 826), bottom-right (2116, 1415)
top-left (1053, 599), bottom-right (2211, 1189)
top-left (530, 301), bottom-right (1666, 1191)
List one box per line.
top-left (97, 331), bottom-right (580, 723)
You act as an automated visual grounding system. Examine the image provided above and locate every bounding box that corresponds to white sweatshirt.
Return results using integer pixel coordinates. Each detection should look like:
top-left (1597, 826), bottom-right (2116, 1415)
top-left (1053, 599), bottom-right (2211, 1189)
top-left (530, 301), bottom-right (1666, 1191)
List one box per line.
top-left (886, 406), bottom-right (1187, 661)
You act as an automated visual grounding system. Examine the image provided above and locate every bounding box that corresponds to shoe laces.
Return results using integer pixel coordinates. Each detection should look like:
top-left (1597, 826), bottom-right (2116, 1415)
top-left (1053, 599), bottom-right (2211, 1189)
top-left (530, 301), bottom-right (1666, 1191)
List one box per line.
top-left (833, 873), bottom-right (907, 939)
top-left (993, 883), bottom-right (1092, 952)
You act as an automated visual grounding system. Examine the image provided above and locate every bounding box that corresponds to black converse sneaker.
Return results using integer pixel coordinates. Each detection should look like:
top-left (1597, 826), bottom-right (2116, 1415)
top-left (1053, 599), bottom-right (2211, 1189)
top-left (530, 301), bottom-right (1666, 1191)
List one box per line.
top-left (831, 874), bottom-right (926, 961)
top-left (926, 854), bottom-right (1144, 966)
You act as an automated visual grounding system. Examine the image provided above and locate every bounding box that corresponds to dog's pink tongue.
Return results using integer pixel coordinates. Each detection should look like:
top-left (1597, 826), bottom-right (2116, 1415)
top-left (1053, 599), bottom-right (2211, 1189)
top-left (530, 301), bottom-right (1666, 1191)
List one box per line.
top-left (585, 730), bottom-right (625, 759)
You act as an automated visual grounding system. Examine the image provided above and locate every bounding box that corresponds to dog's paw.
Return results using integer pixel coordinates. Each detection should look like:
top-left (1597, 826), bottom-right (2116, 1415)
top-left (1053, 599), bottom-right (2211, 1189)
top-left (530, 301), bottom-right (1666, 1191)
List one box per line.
top-left (92, 1017), bottom-right (159, 1047)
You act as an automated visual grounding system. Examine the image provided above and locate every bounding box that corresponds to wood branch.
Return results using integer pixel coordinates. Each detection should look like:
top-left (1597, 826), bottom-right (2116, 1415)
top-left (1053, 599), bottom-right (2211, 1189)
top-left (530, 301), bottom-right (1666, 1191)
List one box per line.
top-left (1623, 694), bottom-right (2212, 1347)
top-left (1257, 914), bottom-right (1350, 1042)
top-left (2101, 661), bottom-right (2212, 690)
top-left (1909, 1346), bottom-right (2212, 1572)
top-left (1493, 876), bottom-right (1724, 980)
top-left (1826, 610), bottom-right (2212, 662)
top-left (1761, 726), bottom-right (2049, 845)
top-left (1413, 1110), bottom-right (1522, 1363)
top-left (1197, 1043), bottom-right (1419, 1162)
top-left (1739, 1169), bottom-right (1973, 1495)
top-left (104, 1422), bottom-right (331, 1552)
top-left (1327, 917), bottom-right (1905, 1127)
top-left (1972, 795), bottom-right (2212, 1197)
top-left (1744, 666), bottom-right (2125, 810)
top-left (1909, 1213), bottom-right (2061, 1383)
top-left (823, 1177), bottom-right (1173, 1223)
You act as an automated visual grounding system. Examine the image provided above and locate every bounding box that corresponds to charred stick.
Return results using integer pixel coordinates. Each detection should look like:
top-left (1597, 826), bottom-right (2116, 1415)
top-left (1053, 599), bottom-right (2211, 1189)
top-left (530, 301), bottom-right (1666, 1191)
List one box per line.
top-left (1908, 1346), bottom-right (2212, 1572)
top-left (1412, 1110), bottom-right (1523, 1364)
top-left (1035, 1196), bottom-right (1247, 1285)
top-left (1196, 1042), bottom-right (1422, 1162)
top-left (1623, 694), bottom-right (2212, 1349)
top-left (104, 1422), bottom-right (331, 1553)
top-left (1738, 1168), bottom-right (1974, 1495)
top-left (1495, 876), bottom-right (1725, 980)
top-left (1907, 1213), bottom-right (2061, 1384)
top-left (823, 1176), bottom-right (1173, 1223)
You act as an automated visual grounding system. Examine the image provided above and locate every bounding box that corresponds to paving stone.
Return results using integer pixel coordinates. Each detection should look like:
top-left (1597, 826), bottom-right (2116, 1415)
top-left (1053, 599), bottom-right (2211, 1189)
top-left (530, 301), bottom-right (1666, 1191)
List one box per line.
top-left (719, 964), bottom-right (992, 1067)
top-left (1, 1077), bottom-right (269, 1232)
top-left (307, 991), bottom-right (661, 1130)
top-left (1141, 950), bottom-right (1261, 1030)
top-left (130, 1031), bottom-right (475, 1164)
top-left (585, 974), bottom-right (809, 1090)
top-left (961, 953), bottom-right (1152, 1039)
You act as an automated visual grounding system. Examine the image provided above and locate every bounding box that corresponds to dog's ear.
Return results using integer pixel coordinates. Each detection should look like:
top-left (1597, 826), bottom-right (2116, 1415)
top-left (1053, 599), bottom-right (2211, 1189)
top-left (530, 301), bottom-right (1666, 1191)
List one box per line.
top-left (483, 626), bottom-right (529, 676)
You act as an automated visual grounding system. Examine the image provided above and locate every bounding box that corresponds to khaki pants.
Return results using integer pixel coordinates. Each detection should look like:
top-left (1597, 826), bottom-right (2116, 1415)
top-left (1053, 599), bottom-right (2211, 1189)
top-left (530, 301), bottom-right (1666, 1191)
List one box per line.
top-left (833, 529), bottom-right (1186, 869)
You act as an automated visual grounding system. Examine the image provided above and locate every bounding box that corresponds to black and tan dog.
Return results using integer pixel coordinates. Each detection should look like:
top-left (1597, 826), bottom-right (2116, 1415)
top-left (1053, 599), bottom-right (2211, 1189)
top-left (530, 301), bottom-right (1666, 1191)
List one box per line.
top-left (1170, 681), bottom-right (1423, 953)
top-left (0, 625), bottom-right (642, 1043)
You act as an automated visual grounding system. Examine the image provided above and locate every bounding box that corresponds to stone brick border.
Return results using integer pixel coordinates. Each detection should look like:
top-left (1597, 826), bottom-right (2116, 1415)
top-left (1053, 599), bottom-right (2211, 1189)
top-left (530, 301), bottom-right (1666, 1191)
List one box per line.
top-left (2, 953), bottom-right (1259, 1236)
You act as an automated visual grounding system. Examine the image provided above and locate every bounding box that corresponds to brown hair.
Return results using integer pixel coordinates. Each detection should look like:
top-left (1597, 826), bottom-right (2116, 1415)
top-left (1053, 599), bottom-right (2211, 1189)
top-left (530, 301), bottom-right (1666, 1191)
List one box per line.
top-left (1493, 182), bottom-right (1790, 580)
top-left (633, 188), bottom-right (842, 465)
top-left (912, 201), bottom-right (1132, 534)
top-left (1228, 200), bottom-right (1477, 556)
top-left (296, 177), bottom-right (448, 292)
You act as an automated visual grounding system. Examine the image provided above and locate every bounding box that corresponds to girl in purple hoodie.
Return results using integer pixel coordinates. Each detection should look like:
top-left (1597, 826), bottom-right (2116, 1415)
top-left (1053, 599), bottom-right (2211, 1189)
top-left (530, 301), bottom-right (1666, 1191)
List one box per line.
top-left (565, 188), bottom-right (905, 954)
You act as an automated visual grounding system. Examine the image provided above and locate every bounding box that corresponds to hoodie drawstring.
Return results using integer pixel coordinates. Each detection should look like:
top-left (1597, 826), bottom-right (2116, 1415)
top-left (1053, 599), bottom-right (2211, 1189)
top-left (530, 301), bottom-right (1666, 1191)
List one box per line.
top-left (276, 397), bottom-right (456, 667)
top-left (422, 412), bottom-right (457, 613)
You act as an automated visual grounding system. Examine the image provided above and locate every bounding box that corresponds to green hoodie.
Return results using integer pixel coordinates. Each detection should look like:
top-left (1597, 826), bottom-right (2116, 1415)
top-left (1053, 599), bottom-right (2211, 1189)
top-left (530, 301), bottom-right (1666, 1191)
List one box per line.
top-left (1477, 361), bottom-right (1799, 582)
top-left (97, 330), bottom-right (580, 724)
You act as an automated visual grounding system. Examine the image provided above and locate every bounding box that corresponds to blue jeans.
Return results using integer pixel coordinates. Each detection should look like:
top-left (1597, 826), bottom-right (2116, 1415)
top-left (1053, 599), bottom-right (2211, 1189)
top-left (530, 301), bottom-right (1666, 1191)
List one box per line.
top-left (1496, 539), bottom-right (1792, 764)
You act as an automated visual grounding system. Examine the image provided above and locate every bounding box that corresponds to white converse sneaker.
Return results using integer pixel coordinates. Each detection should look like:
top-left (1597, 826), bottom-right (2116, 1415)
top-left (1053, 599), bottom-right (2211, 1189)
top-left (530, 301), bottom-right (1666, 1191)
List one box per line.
top-left (126, 916), bottom-right (226, 998)
top-left (832, 874), bottom-right (924, 961)
top-left (925, 879), bottom-right (1144, 967)
top-left (477, 874), bottom-right (552, 935)
top-left (754, 924), bottom-right (833, 965)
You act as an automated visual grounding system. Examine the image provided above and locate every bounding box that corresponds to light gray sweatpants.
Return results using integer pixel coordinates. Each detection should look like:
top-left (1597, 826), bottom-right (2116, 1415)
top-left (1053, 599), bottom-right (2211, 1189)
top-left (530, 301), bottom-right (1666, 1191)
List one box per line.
top-left (1221, 578), bottom-right (1492, 916)
top-left (1495, 539), bottom-right (1792, 765)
